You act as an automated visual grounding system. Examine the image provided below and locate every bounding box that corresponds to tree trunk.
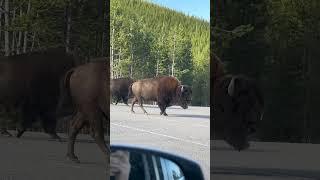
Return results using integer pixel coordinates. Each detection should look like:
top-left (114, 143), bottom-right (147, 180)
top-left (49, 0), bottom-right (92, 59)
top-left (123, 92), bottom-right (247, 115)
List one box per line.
top-left (23, 0), bottom-right (31, 53)
top-left (119, 48), bottom-right (122, 78)
top-left (30, 32), bottom-right (36, 51)
top-left (11, 8), bottom-right (15, 54)
top-left (156, 56), bottom-right (159, 77)
top-left (302, 47), bottom-right (311, 143)
top-left (102, 0), bottom-right (108, 57)
top-left (0, 0), bottom-right (3, 50)
top-left (171, 32), bottom-right (176, 76)
top-left (65, 1), bottom-right (71, 53)
top-left (16, 8), bottom-right (22, 54)
top-left (130, 47), bottom-right (133, 78)
top-left (30, 13), bottom-right (38, 51)
top-left (111, 26), bottom-right (114, 78)
top-left (71, 0), bottom-right (81, 52)
top-left (4, 0), bottom-right (9, 56)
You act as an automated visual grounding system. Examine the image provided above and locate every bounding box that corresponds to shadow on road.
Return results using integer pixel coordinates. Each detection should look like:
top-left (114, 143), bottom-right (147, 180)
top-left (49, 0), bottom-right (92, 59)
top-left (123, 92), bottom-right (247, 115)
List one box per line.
top-left (168, 114), bottom-right (210, 119)
top-left (212, 146), bottom-right (267, 152)
top-left (0, 134), bottom-right (108, 144)
top-left (128, 113), bottom-right (210, 119)
top-left (115, 103), bottom-right (183, 110)
top-left (212, 166), bottom-right (320, 179)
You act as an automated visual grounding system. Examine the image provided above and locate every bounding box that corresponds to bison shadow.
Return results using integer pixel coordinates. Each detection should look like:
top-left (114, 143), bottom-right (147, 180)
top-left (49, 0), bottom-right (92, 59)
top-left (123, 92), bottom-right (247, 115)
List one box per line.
top-left (122, 103), bottom-right (182, 110)
top-left (167, 114), bottom-right (209, 119)
top-left (212, 166), bottom-right (320, 179)
top-left (211, 146), bottom-right (267, 152)
top-left (1, 132), bottom-right (107, 144)
top-left (127, 112), bottom-right (209, 119)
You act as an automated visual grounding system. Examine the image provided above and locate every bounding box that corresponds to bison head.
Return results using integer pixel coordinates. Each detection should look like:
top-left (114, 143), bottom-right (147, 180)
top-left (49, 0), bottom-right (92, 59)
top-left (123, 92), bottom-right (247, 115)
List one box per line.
top-left (214, 75), bottom-right (264, 151)
top-left (176, 85), bottom-right (192, 109)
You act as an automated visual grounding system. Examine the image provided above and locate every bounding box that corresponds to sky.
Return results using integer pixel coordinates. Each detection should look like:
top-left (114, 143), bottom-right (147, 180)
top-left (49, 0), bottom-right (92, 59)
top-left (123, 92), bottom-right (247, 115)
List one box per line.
top-left (150, 0), bottom-right (210, 22)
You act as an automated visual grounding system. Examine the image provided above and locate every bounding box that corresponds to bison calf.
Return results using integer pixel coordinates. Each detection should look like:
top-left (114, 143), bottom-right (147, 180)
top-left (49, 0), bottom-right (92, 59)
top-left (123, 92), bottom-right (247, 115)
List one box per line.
top-left (129, 76), bottom-right (192, 116)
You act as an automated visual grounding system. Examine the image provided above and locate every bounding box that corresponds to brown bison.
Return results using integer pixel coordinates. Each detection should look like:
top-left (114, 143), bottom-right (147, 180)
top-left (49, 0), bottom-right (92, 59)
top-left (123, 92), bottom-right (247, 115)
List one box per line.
top-left (110, 77), bottom-right (134, 105)
top-left (129, 76), bottom-right (192, 116)
top-left (0, 48), bottom-right (76, 139)
top-left (59, 59), bottom-right (109, 163)
top-left (212, 54), bottom-right (264, 151)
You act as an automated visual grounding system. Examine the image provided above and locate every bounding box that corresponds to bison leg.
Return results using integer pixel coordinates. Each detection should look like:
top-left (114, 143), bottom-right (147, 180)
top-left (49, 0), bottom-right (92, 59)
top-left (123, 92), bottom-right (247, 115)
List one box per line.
top-left (114, 95), bottom-right (122, 105)
top-left (16, 114), bottom-right (32, 138)
top-left (158, 103), bottom-right (168, 116)
top-left (16, 128), bottom-right (26, 138)
top-left (16, 104), bottom-right (35, 138)
top-left (67, 112), bottom-right (86, 163)
top-left (138, 99), bottom-right (148, 114)
top-left (89, 111), bottom-right (108, 156)
top-left (135, 97), bottom-right (147, 114)
top-left (131, 97), bottom-right (138, 113)
top-left (40, 112), bottom-right (62, 142)
top-left (123, 96), bottom-right (129, 106)
top-left (0, 128), bottom-right (12, 137)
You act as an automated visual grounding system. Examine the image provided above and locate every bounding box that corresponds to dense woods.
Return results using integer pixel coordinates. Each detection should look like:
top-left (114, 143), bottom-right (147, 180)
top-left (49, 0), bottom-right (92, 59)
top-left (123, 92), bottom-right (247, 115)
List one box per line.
top-left (0, 0), bottom-right (107, 133)
top-left (213, 0), bottom-right (320, 143)
top-left (0, 0), bottom-right (106, 59)
top-left (111, 0), bottom-right (210, 106)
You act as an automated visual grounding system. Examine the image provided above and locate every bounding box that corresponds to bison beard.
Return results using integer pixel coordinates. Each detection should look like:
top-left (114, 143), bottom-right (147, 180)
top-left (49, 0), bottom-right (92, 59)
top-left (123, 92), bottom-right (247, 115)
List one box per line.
top-left (59, 59), bottom-right (109, 163)
top-left (0, 48), bottom-right (76, 139)
top-left (129, 76), bottom-right (192, 116)
top-left (212, 54), bottom-right (264, 151)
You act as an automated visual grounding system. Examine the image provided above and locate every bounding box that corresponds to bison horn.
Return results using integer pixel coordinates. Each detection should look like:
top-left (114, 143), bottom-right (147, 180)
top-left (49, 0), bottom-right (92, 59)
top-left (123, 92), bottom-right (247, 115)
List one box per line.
top-left (260, 111), bottom-right (264, 121)
top-left (181, 85), bottom-right (184, 92)
top-left (227, 77), bottom-right (236, 97)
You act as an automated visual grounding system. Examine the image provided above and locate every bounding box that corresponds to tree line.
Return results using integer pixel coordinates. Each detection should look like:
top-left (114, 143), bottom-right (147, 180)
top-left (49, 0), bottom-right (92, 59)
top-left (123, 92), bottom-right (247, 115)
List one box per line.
top-left (111, 0), bottom-right (210, 106)
top-left (0, 0), bottom-right (107, 59)
top-left (0, 0), bottom-right (107, 133)
top-left (213, 0), bottom-right (320, 143)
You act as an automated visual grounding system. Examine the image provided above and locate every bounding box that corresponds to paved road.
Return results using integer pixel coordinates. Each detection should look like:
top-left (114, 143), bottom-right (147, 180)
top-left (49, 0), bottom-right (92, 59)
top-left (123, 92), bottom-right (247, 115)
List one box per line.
top-left (110, 104), bottom-right (210, 180)
top-left (0, 132), bottom-right (106, 180)
top-left (212, 140), bottom-right (320, 180)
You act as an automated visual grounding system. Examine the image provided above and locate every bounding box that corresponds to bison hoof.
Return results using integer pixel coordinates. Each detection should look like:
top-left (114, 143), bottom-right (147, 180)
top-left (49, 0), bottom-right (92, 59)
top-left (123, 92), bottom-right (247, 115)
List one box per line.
top-left (16, 132), bottom-right (23, 138)
top-left (67, 154), bottom-right (80, 163)
top-left (163, 113), bottom-right (168, 116)
top-left (49, 134), bottom-right (62, 141)
top-left (131, 110), bottom-right (135, 113)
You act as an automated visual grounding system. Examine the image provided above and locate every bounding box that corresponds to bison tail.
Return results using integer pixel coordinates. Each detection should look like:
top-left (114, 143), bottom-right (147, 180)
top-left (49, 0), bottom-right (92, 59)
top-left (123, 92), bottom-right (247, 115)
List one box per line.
top-left (127, 83), bottom-right (134, 99)
top-left (56, 68), bottom-right (74, 117)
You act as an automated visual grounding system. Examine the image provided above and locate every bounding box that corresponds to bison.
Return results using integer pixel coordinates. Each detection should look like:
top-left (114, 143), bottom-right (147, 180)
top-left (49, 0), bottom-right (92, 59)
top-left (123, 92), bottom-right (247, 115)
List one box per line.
top-left (212, 54), bottom-right (264, 151)
top-left (58, 59), bottom-right (109, 163)
top-left (110, 77), bottom-right (134, 105)
top-left (129, 76), bottom-right (192, 116)
top-left (0, 48), bottom-right (76, 139)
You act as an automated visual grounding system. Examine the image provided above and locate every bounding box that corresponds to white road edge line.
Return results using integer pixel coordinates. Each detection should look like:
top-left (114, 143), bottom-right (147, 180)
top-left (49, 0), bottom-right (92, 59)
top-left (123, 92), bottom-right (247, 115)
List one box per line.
top-left (111, 122), bottom-right (209, 147)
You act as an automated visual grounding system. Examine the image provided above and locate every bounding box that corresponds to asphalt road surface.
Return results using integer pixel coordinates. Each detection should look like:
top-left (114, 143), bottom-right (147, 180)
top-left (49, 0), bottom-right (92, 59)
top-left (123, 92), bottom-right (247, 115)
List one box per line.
top-left (212, 140), bottom-right (320, 180)
top-left (0, 132), bottom-right (107, 180)
top-left (110, 104), bottom-right (210, 180)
